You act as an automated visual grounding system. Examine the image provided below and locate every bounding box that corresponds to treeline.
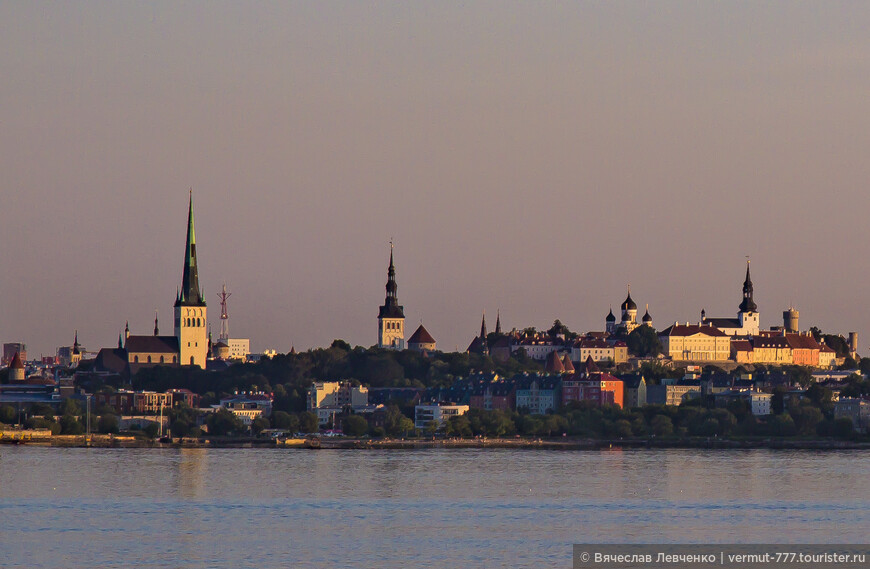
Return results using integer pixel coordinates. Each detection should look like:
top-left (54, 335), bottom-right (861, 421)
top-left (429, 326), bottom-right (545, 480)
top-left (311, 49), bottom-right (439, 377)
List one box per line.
top-left (100, 339), bottom-right (543, 411)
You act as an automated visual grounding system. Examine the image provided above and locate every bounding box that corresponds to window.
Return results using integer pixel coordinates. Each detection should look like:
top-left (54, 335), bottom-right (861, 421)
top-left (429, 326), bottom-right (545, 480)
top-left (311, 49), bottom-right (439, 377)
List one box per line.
top-left (147, 356), bottom-right (152, 363)
top-left (190, 356), bottom-right (195, 365)
top-left (134, 356), bottom-right (139, 363)
top-left (160, 356), bottom-right (164, 363)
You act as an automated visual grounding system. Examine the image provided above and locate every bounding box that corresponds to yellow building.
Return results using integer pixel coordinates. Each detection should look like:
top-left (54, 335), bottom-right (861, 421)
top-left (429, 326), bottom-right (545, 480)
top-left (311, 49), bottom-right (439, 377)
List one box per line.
top-left (658, 324), bottom-right (731, 362)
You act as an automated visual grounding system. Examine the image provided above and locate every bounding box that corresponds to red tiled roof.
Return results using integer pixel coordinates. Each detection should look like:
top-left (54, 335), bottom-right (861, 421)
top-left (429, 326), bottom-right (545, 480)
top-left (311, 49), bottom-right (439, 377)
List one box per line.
top-left (408, 324), bottom-right (436, 345)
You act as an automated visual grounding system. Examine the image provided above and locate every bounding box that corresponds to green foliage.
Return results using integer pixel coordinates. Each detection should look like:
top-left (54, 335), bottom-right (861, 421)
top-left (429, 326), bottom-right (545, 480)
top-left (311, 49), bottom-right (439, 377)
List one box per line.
top-left (60, 399), bottom-right (81, 416)
top-left (342, 415), bottom-right (369, 437)
top-left (251, 416), bottom-right (270, 435)
top-left (298, 411), bottom-right (319, 433)
top-left (271, 411), bottom-right (299, 432)
top-left (626, 326), bottom-right (663, 358)
top-left (143, 423), bottom-right (159, 438)
top-left (60, 414), bottom-right (84, 435)
top-left (206, 409), bottom-right (246, 436)
top-left (446, 415), bottom-right (472, 437)
top-left (170, 419), bottom-right (190, 438)
top-left (833, 417), bottom-right (855, 439)
top-left (97, 414), bottom-right (120, 434)
top-left (25, 416), bottom-right (61, 434)
top-left (0, 404), bottom-right (17, 424)
top-left (650, 415), bottom-right (673, 436)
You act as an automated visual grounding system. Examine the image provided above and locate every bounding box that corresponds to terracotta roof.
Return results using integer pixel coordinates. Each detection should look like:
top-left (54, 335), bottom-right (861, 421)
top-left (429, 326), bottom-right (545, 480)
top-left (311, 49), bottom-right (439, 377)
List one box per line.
top-left (545, 350), bottom-right (565, 373)
top-left (408, 324), bottom-right (436, 345)
top-left (752, 336), bottom-right (789, 349)
top-left (562, 354), bottom-right (575, 372)
top-left (584, 356), bottom-right (600, 374)
top-left (785, 333), bottom-right (821, 350)
top-left (9, 351), bottom-right (23, 369)
top-left (731, 340), bottom-right (753, 352)
top-left (577, 338), bottom-right (610, 349)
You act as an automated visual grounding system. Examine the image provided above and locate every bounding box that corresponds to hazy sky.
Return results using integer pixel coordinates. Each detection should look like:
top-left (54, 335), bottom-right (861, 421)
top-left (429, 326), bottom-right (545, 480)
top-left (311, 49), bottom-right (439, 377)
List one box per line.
top-left (3, 2), bottom-right (870, 357)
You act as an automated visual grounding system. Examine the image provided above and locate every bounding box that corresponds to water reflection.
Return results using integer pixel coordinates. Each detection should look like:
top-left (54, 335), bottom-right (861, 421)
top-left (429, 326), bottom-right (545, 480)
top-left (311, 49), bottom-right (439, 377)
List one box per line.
top-left (1, 447), bottom-right (869, 568)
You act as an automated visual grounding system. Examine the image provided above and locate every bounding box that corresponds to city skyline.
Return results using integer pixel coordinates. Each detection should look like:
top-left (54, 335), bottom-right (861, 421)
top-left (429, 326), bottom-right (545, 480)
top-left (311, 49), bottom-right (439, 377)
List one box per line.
top-left (3, 3), bottom-right (870, 356)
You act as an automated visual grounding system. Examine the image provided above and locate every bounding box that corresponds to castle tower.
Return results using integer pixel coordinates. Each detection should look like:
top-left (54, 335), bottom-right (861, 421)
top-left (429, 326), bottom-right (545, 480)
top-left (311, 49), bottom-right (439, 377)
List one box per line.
top-left (174, 192), bottom-right (208, 368)
top-left (9, 351), bottom-right (25, 382)
top-left (377, 243), bottom-right (405, 349)
top-left (737, 260), bottom-right (759, 335)
top-left (783, 307), bottom-right (799, 333)
top-left (495, 310), bottom-right (502, 335)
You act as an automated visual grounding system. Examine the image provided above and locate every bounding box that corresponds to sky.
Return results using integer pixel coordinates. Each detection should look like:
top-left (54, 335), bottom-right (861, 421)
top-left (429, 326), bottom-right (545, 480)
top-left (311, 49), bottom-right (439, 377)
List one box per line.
top-left (2, 2), bottom-right (870, 357)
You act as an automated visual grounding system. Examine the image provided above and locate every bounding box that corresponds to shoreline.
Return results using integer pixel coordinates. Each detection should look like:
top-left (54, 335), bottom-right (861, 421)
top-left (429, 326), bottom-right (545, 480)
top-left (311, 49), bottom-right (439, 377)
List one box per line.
top-left (3, 432), bottom-right (870, 450)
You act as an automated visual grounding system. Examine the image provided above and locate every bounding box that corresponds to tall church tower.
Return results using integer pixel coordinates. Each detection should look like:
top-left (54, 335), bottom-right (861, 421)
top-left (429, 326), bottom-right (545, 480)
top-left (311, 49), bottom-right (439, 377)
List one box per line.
top-left (174, 192), bottom-right (208, 368)
top-left (737, 260), bottom-right (759, 335)
top-left (378, 244), bottom-right (405, 349)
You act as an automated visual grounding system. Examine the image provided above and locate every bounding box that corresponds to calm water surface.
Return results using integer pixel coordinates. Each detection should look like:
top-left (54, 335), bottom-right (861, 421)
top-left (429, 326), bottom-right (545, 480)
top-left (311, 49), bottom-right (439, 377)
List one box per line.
top-left (1, 447), bottom-right (868, 568)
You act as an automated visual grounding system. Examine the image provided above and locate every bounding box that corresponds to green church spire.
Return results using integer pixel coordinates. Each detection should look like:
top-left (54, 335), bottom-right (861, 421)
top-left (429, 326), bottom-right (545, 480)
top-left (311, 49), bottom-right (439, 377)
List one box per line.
top-left (176, 191), bottom-right (205, 307)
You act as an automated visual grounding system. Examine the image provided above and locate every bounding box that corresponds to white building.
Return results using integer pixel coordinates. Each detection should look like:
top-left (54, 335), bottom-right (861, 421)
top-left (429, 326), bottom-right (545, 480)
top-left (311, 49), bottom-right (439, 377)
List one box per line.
top-left (749, 392), bottom-right (772, 416)
top-left (308, 381), bottom-right (369, 410)
top-left (700, 262), bottom-right (760, 337)
top-left (414, 404), bottom-right (469, 430)
top-left (218, 392), bottom-right (273, 425)
top-left (226, 338), bottom-right (250, 360)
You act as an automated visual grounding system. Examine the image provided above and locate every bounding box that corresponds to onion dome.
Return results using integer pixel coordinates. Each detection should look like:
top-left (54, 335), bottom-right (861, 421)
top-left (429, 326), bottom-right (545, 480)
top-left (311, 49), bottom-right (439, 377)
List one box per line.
top-left (606, 308), bottom-right (616, 322)
top-left (621, 287), bottom-right (637, 311)
top-left (642, 305), bottom-right (652, 323)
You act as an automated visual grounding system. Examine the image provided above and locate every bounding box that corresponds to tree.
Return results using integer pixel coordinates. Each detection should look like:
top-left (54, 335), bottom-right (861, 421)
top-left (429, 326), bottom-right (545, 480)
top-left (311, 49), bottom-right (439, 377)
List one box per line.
top-left (60, 399), bottom-right (81, 416)
top-left (833, 417), bottom-right (855, 439)
top-left (206, 409), bottom-right (245, 436)
top-left (0, 404), bottom-right (16, 424)
top-left (342, 415), bottom-right (369, 437)
top-left (298, 411), bottom-right (320, 433)
top-left (170, 419), bottom-right (190, 438)
top-left (271, 411), bottom-right (299, 432)
top-left (626, 326), bottom-right (663, 357)
top-left (251, 416), bottom-right (270, 435)
top-left (60, 414), bottom-right (84, 435)
top-left (650, 415), bottom-right (673, 437)
top-left (143, 422), bottom-right (159, 438)
top-left (446, 415), bottom-right (472, 437)
top-left (97, 414), bottom-right (119, 434)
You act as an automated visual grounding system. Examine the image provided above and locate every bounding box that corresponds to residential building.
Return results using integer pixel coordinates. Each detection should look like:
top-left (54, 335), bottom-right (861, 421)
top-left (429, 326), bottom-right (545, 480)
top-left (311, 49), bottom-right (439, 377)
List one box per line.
top-left (818, 344), bottom-right (838, 369)
top-left (225, 339), bottom-right (250, 360)
top-left (134, 391), bottom-right (173, 414)
top-left (563, 370), bottom-right (624, 409)
top-left (414, 404), bottom-right (469, 430)
top-left (308, 381), bottom-right (369, 410)
top-left (834, 398), bottom-right (870, 433)
top-left (219, 392), bottom-right (273, 425)
top-left (515, 376), bottom-right (561, 414)
top-left (647, 382), bottom-right (701, 406)
top-left (620, 374), bottom-right (647, 408)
